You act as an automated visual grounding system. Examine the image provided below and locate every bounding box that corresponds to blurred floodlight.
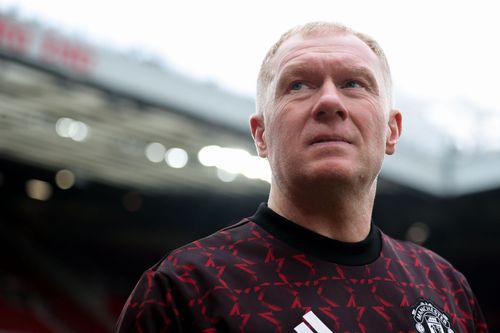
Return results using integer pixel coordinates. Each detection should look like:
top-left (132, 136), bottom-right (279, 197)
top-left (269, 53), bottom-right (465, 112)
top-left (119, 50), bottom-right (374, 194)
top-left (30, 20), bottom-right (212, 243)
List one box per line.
top-left (26, 179), bottom-right (52, 201)
top-left (70, 121), bottom-right (89, 141)
top-left (216, 168), bottom-right (237, 182)
top-left (405, 222), bottom-right (430, 245)
top-left (165, 147), bottom-right (188, 168)
top-left (216, 147), bottom-right (251, 174)
top-left (55, 117), bottom-right (90, 141)
top-left (240, 155), bottom-right (271, 182)
top-left (55, 169), bottom-right (75, 189)
top-left (198, 145), bottom-right (270, 183)
top-left (145, 142), bottom-right (166, 163)
top-left (55, 117), bottom-right (73, 137)
top-left (198, 145), bottom-right (221, 167)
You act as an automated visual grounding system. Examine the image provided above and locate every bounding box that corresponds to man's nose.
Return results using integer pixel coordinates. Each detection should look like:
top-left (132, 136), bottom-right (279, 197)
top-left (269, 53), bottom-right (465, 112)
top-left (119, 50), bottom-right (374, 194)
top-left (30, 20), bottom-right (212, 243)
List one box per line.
top-left (311, 81), bottom-right (348, 121)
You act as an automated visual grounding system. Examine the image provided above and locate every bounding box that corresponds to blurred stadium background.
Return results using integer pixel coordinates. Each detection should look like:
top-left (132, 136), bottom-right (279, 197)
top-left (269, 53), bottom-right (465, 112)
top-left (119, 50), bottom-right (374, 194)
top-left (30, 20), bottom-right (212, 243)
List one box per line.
top-left (1, 9), bottom-right (499, 333)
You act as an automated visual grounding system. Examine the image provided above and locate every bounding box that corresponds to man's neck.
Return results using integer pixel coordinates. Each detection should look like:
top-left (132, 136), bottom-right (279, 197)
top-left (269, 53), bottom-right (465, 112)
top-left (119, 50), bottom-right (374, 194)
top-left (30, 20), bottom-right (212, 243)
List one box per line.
top-left (267, 181), bottom-right (376, 243)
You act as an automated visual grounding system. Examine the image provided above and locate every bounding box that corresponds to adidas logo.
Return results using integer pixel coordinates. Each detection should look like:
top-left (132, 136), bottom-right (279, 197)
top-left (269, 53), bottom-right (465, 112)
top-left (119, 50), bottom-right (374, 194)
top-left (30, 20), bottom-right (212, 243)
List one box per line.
top-left (294, 311), bottom-right (333, 333)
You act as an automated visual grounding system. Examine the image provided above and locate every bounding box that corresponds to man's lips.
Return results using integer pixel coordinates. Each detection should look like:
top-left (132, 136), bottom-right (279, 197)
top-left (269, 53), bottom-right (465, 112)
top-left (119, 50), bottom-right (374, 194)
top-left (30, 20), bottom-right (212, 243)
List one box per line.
top-left (309, 135), bottom-right (352, 145)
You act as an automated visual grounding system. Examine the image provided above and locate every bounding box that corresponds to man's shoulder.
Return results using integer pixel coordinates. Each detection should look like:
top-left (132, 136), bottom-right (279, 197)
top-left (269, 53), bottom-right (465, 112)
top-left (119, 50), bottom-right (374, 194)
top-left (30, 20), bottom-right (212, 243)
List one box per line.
top-left (151, 217), bottom-right (263, 275)
top-left (172, 218), bottom-right (254, 253)
top-left (380, 231), bottom-right (462, 276)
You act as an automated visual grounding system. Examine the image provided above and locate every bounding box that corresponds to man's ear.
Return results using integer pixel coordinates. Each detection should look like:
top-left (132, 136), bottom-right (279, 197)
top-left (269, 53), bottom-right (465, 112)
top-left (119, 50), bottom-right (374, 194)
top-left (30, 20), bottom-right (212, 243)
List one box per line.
top-left (385, 109), bottom-right (402, 155)
top-left (250, 114), bottom-right (268, 158)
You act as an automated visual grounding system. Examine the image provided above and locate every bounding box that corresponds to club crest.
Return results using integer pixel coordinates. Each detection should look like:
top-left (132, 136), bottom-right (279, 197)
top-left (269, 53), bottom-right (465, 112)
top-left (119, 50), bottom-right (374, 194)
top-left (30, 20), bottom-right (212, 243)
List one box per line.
top-left (410, 300), bottom-right (454, 333)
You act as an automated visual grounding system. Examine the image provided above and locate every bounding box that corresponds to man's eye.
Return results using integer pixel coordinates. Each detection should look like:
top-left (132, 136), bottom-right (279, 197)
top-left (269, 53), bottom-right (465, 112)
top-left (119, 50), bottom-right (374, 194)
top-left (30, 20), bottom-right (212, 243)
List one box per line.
top-left (289, 82), bottom-right (306, 91)
top-left (342, 80), bottom-right (364, 89)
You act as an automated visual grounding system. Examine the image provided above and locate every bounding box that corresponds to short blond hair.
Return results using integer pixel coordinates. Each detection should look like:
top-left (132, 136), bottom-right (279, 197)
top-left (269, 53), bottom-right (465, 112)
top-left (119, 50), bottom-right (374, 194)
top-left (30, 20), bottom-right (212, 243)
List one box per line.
top-left (256, 21), bottom-right (393, 115)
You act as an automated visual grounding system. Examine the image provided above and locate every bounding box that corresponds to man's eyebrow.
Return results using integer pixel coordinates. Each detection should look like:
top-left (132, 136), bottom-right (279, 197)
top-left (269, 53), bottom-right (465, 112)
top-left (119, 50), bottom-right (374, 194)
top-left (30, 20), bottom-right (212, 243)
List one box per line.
top-left (342, 64), bottom-right (380, 90)
top-left (331, 62), bottom-right (375, 79)
top-left (349, 65), bottom-right (376, 79)
top-left (278, 62), bottom-right (315, 79)
top-left (273, 64), bottom-right (312, 91)
top-left (276, 61), bottom-right (380, 92)
top-left (275, 61), bottom-right (326, 87)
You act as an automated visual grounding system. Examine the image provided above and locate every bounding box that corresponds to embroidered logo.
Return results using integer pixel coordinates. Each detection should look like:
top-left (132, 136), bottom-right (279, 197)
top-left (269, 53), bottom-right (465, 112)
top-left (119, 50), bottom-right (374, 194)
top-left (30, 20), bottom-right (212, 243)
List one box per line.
top-left (294, 310), bottom-right (334, 333)
top-left (410, 300), bottom-right (454, 333)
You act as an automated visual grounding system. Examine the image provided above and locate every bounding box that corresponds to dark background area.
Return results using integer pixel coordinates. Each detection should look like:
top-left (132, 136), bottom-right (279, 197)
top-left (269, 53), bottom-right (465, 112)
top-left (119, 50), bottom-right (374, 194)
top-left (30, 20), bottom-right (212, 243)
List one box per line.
top-left (1, 157), bottom-right (498, 332)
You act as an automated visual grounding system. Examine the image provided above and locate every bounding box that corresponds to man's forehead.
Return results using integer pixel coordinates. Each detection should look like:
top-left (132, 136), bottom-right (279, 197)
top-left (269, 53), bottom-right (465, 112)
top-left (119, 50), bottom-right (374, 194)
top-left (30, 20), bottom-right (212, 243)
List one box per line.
top-left (272, 32), bottom-right (380, 74)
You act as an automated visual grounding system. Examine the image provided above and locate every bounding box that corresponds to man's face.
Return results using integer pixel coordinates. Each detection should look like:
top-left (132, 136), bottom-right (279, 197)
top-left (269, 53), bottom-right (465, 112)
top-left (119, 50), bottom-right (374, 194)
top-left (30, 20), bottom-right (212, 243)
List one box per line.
top-left (251, 33), bottom-right (401, 191)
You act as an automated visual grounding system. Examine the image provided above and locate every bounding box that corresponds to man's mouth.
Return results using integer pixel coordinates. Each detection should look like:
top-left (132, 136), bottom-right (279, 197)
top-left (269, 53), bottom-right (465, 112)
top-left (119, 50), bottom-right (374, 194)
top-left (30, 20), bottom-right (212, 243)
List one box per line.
top-left (310, 135), bottom-right (351, 145)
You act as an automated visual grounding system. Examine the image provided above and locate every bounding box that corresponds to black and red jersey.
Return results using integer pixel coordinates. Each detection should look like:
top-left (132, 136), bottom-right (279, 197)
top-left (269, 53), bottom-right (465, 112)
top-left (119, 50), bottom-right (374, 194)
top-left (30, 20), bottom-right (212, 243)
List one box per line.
top-left (117, 203), bottom-right (488, 332)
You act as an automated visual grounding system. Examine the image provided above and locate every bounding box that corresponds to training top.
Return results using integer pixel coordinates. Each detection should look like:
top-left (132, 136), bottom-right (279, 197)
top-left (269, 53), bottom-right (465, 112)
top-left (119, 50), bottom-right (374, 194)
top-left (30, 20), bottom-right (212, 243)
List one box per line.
top-left (116, 203), bottom-right (488, 333)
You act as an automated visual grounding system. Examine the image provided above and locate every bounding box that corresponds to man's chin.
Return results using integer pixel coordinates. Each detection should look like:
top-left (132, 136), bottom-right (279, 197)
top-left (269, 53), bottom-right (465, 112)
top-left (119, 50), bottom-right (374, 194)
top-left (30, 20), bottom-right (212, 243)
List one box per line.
top-left (311, 161), bottom-right (355, 177)
top-left (299, 165), bottom-right (356, 185)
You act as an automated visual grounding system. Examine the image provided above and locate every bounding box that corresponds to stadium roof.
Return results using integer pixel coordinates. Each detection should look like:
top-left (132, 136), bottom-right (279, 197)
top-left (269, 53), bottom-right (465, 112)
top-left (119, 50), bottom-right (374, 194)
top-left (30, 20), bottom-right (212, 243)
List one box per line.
top-left (2, 13), bottom-right (500, 197)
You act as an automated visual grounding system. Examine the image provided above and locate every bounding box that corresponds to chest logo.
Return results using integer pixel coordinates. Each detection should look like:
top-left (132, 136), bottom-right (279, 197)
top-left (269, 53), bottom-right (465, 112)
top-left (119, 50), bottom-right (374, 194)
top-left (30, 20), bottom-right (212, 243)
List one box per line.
top-left (410, 300), bottom-right (454, 333)
top-left (294, 311), bottom-right (333, 333)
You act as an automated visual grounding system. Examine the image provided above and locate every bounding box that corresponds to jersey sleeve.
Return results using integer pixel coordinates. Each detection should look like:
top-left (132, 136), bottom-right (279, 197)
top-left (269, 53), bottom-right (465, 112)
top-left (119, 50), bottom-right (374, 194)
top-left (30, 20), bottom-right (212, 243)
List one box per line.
top-left (460, 273), bottom-right (490, 332)
top-left (115, 266), bottom-right (183, 333)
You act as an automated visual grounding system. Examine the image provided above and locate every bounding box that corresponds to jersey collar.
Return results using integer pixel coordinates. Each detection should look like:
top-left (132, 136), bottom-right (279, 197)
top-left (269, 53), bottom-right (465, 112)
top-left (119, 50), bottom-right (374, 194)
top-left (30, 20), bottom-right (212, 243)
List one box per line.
top-left (249, 203), bottom-right (381, 266)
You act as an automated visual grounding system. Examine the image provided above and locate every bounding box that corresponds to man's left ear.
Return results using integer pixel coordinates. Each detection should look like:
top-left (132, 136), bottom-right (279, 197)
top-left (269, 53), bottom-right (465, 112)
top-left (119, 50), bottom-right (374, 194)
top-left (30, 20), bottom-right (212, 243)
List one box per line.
top-left (385, 109), bottom-right (402, 155)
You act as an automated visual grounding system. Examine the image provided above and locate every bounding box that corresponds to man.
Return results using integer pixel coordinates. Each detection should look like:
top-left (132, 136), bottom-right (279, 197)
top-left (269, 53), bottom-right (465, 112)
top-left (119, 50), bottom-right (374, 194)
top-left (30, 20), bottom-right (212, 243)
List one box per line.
top-left (117, 22), bottom-right (488, 332)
